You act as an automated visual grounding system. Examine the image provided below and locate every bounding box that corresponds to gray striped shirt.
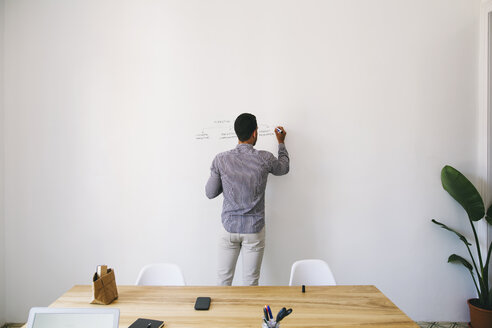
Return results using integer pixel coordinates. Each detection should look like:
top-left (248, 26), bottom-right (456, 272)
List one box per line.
top-left (206, 143), bottom-right (289, 233)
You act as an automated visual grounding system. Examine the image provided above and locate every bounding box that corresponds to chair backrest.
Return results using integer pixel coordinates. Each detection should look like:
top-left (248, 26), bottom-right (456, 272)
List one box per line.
top-left (289, 259), bottom-right (336, 286)
top-left (135, 263), bottom-right (186, 286)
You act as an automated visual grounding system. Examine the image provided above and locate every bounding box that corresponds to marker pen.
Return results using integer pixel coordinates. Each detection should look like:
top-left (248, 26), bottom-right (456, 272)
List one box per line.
top-left (276, 128), bottom-right (283, 134)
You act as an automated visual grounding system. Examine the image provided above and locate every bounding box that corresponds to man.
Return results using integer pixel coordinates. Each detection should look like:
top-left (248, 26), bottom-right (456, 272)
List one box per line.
top-left (205, 113), bottom-right (289, 286)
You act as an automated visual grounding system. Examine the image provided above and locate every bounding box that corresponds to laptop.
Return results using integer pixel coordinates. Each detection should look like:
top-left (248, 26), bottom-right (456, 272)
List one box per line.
top-left (26, 307), bottom-right (119, 328)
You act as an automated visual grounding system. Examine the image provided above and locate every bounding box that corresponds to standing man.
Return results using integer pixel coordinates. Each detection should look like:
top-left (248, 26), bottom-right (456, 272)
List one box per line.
top-left (205, 113), bottom-right (289, 286)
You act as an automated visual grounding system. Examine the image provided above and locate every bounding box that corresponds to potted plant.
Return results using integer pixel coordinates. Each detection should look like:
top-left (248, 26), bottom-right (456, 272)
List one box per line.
top-left (432, 165), bottom-right (492, 328)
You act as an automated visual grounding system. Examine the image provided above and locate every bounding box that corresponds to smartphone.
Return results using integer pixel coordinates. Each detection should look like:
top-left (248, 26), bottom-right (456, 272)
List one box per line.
top-left (194, 297), bottom-right (211, 310)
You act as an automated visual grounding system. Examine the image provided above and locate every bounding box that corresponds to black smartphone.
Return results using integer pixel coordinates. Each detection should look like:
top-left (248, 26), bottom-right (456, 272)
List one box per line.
top-left (194, 296), bottom-right (211, 310)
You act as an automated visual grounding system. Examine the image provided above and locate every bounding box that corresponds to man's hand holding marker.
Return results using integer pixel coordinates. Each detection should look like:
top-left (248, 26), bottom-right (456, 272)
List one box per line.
top-left (275, 126), bottom-right (286, 144)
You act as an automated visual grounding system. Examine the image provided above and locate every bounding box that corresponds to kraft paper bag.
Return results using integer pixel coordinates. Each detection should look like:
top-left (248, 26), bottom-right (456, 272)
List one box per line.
top-left (91, 267), bottom-right (118, 305)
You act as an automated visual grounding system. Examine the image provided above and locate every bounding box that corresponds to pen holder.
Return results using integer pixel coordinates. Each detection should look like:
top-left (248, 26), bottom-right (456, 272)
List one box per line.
top-left (262, 321), bottom-right (279, 328)
top-left (91, 267), bottom-right (118, 305)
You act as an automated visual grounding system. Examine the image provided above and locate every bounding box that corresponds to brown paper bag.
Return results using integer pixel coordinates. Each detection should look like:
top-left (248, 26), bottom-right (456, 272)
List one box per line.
top-left (91, 267), bottom-right (118, 305)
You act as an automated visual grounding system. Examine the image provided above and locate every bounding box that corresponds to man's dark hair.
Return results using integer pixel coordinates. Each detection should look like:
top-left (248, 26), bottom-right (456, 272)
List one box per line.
top-left (234, 113), bottom-right (257, 141)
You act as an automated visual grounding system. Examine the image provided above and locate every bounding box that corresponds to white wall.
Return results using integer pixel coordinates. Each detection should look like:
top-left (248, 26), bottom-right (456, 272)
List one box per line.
top-left (0, 0), bottom-right (5, 325)
top-left (3, 0), bottom-right (481, 323)
top-left (484, 0), bottom-right (492, 285)
top-left (482, 0), bottom-right (492, 284)
top-left (489, 3), bottom-right (492, 287)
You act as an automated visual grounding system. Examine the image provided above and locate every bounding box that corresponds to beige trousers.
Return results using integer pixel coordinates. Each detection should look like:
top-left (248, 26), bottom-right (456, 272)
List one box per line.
top-left (217, 226), bottom-right (265, 286)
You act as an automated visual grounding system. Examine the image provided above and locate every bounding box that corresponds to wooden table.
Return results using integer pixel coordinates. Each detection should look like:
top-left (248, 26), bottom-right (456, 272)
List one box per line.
top-left (45, 285), bottom-right (418, 328)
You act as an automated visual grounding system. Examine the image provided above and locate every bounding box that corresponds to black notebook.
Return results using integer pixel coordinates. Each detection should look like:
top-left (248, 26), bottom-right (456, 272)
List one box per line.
top-left (128, 318), bottom-right (164, 328)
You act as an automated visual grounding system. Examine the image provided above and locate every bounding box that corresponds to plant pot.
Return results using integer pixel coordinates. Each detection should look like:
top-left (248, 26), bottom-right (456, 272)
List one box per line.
top-left (468, 298), bottom-right (492, 328)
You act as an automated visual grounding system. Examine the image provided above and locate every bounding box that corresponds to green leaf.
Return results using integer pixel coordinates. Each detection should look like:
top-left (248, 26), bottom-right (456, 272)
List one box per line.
top-left (486, 204), bottom-right (492, 225)
top-left (487, 216), bottom-right (492, 225)
top-left (441, 166), bottom-right (485, 221)
top-left (432, 219), bottom-right (472, 246)
top-left (448, 254), bottom-right (473, 272)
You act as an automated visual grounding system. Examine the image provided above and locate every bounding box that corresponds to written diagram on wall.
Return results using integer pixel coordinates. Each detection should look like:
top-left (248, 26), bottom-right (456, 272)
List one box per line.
top-left (195, 120), bottom-right (275, 141)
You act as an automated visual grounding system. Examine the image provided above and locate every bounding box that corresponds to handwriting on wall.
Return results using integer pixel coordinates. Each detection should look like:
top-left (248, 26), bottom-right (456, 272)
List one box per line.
top-left (196, 120), bottom-right (275, 140)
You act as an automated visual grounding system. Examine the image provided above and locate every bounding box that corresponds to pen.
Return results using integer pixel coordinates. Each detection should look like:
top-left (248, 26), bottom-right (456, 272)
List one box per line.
top-left (263, 307), bottom-right (269, 322)
top-left (266, 305), bottom-right (273, 320)
top-left (276, 128), bottom-right (283, 134)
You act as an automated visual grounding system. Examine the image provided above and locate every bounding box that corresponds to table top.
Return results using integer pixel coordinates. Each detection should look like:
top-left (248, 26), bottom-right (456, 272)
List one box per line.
top-left (46, 285), bottom-right (418, 328)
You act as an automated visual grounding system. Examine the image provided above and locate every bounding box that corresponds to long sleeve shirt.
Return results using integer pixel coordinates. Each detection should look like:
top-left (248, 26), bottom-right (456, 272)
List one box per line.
top-left (206, 143), bottom-right (289, 233)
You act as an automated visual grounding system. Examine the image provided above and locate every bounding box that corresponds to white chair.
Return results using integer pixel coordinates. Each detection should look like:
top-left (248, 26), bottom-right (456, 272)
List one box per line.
top-left (289, 259), bottom-right (336, 286)
top-left (135, 263), bottom-right (186, 286)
